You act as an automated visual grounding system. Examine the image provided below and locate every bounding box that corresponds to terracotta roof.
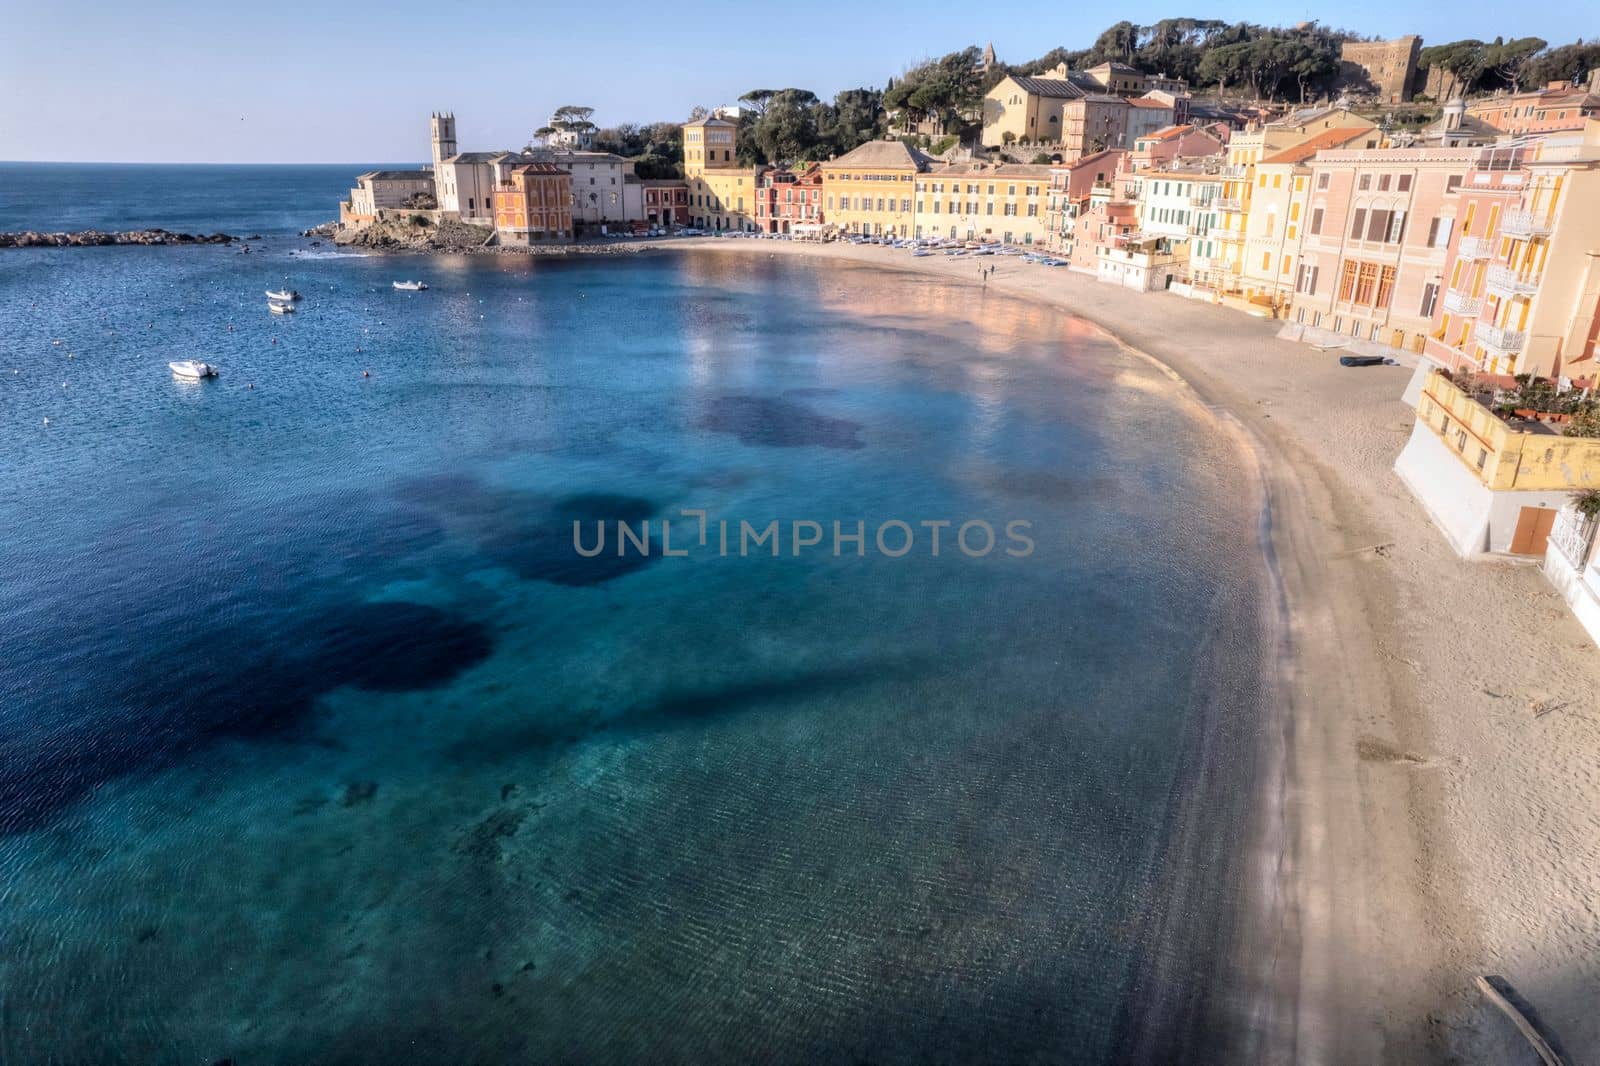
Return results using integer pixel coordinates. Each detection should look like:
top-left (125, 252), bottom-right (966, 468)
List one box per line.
top-left (683, 116), bottom-right (736, 128)
top-left (824, 140), bottom-right (934, 171)
top-left (1140, 124), bottom-right (1193, 142)
top-left (1260, 127), bottom-right (1373, 165)
top-left (1127, 98), bottom-right (1174, 109)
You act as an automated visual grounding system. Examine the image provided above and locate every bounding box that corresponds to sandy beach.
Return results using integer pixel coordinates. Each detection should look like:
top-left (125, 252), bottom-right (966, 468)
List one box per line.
top-left (674, 237), bottom-right (1600, 1063)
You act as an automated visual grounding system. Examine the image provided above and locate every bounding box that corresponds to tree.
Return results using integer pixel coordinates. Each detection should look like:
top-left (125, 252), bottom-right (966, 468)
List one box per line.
top-left (1484, 36), bottom-right (1548, 93)
top-left (1523, 40), bottom-right (1600, 88)
top-left (749, 88), bottom-right (821, 163)
top-left (545, 105), bottom-right (598, 144)
top-left (1419, 40), bottom-right (1488, 100)
top-left (738, 90), bottom-right (778, 117)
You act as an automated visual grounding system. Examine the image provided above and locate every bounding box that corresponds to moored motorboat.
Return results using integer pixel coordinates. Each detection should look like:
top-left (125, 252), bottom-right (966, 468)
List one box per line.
top-left (268, 300), bottom-right (295, 314)
top-left (265, 288), bottom-right (301, 301)
top-left (169, 360), bottom-right (217, 379)
top-left (393, 280), bottom-right (428, 291)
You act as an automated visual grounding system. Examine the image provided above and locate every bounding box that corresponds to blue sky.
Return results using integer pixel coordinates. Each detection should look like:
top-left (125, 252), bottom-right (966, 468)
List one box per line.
top-left (1, 0), bottom-right (1588, 163)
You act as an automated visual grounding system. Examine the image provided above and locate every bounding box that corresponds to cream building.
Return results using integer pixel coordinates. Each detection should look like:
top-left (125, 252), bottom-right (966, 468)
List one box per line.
top-left (913, 162), bottom-right (1052, 245)
top-left (822, 140), bottom-right (933, 237)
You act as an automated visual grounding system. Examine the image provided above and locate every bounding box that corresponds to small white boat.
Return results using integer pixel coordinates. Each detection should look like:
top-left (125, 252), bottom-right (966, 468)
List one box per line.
top-left (392, 280), bottom-right (428, 291)
top-left (268, 300), bottom-right (295, 314)
top-left (265, 288), bottom-right (301, 301)
top-left (169, 360), bottom-right (217, 379)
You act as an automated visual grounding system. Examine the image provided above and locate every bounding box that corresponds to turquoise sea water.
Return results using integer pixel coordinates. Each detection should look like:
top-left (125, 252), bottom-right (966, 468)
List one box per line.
top-left (0, 166), bottom-right (1277, 1063)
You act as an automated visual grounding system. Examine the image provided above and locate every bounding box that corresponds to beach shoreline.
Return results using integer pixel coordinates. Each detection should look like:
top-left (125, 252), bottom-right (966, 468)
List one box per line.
top-left (676, 237), bottom-right (1599, 1063)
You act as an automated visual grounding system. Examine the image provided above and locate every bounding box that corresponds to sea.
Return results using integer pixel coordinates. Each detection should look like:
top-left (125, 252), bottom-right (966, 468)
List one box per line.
top-left (0, 163), bottom-right (1283, 1064)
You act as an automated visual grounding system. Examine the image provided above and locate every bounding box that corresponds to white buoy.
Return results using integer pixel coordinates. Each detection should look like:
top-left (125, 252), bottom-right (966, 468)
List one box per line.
top-left (43, 417), bottom-right (50, 425)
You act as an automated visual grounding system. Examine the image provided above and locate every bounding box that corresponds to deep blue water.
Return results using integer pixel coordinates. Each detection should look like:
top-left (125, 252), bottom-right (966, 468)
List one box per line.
top-left (0, 162), bottom-right (386, 235)
top-left (0, 168), bottom-right (1277, 1064)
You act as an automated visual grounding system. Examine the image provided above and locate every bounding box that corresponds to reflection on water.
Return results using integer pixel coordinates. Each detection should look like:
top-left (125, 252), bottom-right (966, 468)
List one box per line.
top-left (0, 248), bottom-right (1272, 1064)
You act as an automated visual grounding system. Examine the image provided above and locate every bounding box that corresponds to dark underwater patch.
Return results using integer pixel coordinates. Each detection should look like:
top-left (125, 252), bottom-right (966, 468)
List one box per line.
top-left (698, 394), bottom-right (865, 450)
top-left (395, 474), bottom-right (664, 588)
top-left (0, 600), bottom-right (491, 835)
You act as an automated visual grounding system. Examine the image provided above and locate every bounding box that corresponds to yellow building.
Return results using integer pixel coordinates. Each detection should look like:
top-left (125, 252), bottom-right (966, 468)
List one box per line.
top-left (682, 116), bottom-right (757, 232)
top-left (913, 162), bottom-right (1053, 245)
top-left (822, 140), bottom-right (934, 237)
top-left (1239, 128), bottom-right (1374, 308)
top-left (1215, 107), bottom-right (1379, 299)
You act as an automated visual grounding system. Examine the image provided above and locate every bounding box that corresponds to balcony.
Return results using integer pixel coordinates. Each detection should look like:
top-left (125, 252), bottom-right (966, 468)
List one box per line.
top-left (1500, 210), bottom-right (1551, 238)
top-left (1218, 164), bottom-right (1248, 178)
top-left (1188, 195), bottom-right (1213, 207)
top-left (1212, 230), bottom-right (1245, 244)
top-left (1485, 265), bottom-right (1539, 298)
top-left (1212, 198), bottom-right (1243, 212)
top-left (1475, 321), bottom-right (1527, 355)
top-left (1442, 289), bottom-right (1482, 316)
top-left (1457, 236), bottom-right (1494, 260)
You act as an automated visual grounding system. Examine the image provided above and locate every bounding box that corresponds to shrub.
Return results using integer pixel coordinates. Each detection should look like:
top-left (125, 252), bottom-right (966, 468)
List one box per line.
top-left (1573, 488), bottom-right (1600, 518)
top-left (410, 214), bottom-right (432, 228)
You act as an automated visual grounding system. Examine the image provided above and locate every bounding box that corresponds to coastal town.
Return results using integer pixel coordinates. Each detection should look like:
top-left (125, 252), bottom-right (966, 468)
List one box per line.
top-left (336, 32), bottom-right (1600, 652)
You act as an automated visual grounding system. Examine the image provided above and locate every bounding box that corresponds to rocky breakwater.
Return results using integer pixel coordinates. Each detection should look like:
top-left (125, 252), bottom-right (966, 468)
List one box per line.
top-left (0, 229), bottom-right (237, 248)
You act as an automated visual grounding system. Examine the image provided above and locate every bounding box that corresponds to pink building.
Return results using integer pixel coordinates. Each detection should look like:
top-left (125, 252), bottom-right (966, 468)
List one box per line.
top-left (1127, 123), bottom-right (1226, 172)
top-left (1467, 79), bottom-right (1600, 137)
top-left (1044, 149), bottom-right (1125, 255)
top-left (1290, 147), bottom-right (1474, 352)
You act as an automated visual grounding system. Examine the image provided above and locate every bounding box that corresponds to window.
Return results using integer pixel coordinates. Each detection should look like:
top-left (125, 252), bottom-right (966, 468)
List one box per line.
top-left (1376, 265), bottom-right (1396, 308)
top-left (1446, 175), bottom-right (1462, 194)
top-left (1339, 262), bottom-right (1358, 301)
top-left (1420, 282), bottom-right (1439, 318)
top-left (1297, 263), bottom-right (1319, 294)
top-left (1354, 262), bottom-right (1378, 304)
top-left (1359, 174), bottom-right (1372, 191)
top-left (1350, 208), bottom-right (1367, 239)
top-left (1378, 175), bottom-right (1391, 191)
top-left (1310, 207), bottom-right (1323, 235)
top-left (1397, 174), bottom-right (1412, 192)
top-left (1367, 209), bottom-right (1390, 242)
top-left (1317, 172), bottom-right (1330, 190)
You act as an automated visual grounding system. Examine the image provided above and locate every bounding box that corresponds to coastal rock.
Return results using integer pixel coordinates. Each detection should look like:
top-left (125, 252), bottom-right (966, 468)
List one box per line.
top-left (0, 228), bottom-right (238, 249)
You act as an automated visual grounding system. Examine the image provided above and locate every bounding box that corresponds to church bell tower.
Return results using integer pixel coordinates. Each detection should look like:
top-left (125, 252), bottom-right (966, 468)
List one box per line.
top-left (430, 112), bottom-right (457, 167)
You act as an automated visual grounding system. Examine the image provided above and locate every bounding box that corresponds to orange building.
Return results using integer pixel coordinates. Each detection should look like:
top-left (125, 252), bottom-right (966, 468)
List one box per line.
top-left (493, 163), bottom-right (573, 244)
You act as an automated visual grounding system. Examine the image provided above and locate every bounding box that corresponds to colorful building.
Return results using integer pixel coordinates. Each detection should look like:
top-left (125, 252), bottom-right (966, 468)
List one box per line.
top-left (1292, 146), bottom-right (1472, 351)
top-left (1425, 125), bottom-right (1600, 378)
top-left (822, 140), bottom-right (932, 237)
top-left (754, 164), bottom-right (824, 233)
top-left (1043, 150), bottom-right (1125, 256)
top-left (914, 162), bottom-right (1052, 245)
top-left (1466, 79), bottom-right (1600, 137)
top-left (682, 116), bottom-right (758, 232)
top-left (1238, 128), bottom-right (1374, 309)
top-left (1127, 163), bottom-right (1229, 287)
top-left (981, 67), bottom-right (1132, 157)
top-left (342, 170), bottom-right (435, 227)
top-left (492, 163), bottom-right (574, 244)
top-left (641, 181), bottom-right (689, 228)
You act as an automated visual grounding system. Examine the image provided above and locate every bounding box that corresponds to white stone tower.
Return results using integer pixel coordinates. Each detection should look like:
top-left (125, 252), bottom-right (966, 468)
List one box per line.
top-left (430, 112), bottom-right (457, 168)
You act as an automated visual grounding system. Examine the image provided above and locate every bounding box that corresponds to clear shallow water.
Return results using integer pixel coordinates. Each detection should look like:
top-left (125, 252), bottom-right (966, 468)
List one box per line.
top-left (0, 216), bottom-right (1276, 1062)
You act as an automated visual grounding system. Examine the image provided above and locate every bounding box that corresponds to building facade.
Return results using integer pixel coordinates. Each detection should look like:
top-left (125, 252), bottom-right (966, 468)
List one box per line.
top-left (682, 116), bottom-right (757, 231)
top-left (822, 140), bottom-right (932, 237)
top-left (493, 163), bottom-right (574, 244)
top-left (914, 162), bottom-right (1052, 245)
top-left (1424, 126), bottom-right (1600, 378)
top-left (754, 164), bottom-right (824, 233)
top-left (1292, 147), bottom-right (1468, 351)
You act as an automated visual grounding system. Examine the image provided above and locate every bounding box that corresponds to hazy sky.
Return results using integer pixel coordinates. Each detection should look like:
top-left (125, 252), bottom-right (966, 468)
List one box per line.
top-left (1, 0), bottom-right (1588, 163)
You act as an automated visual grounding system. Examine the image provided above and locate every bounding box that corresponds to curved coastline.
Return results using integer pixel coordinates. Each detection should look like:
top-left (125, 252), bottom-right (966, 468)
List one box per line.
top-left (679, 238), bottom-right (1450, 1061)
